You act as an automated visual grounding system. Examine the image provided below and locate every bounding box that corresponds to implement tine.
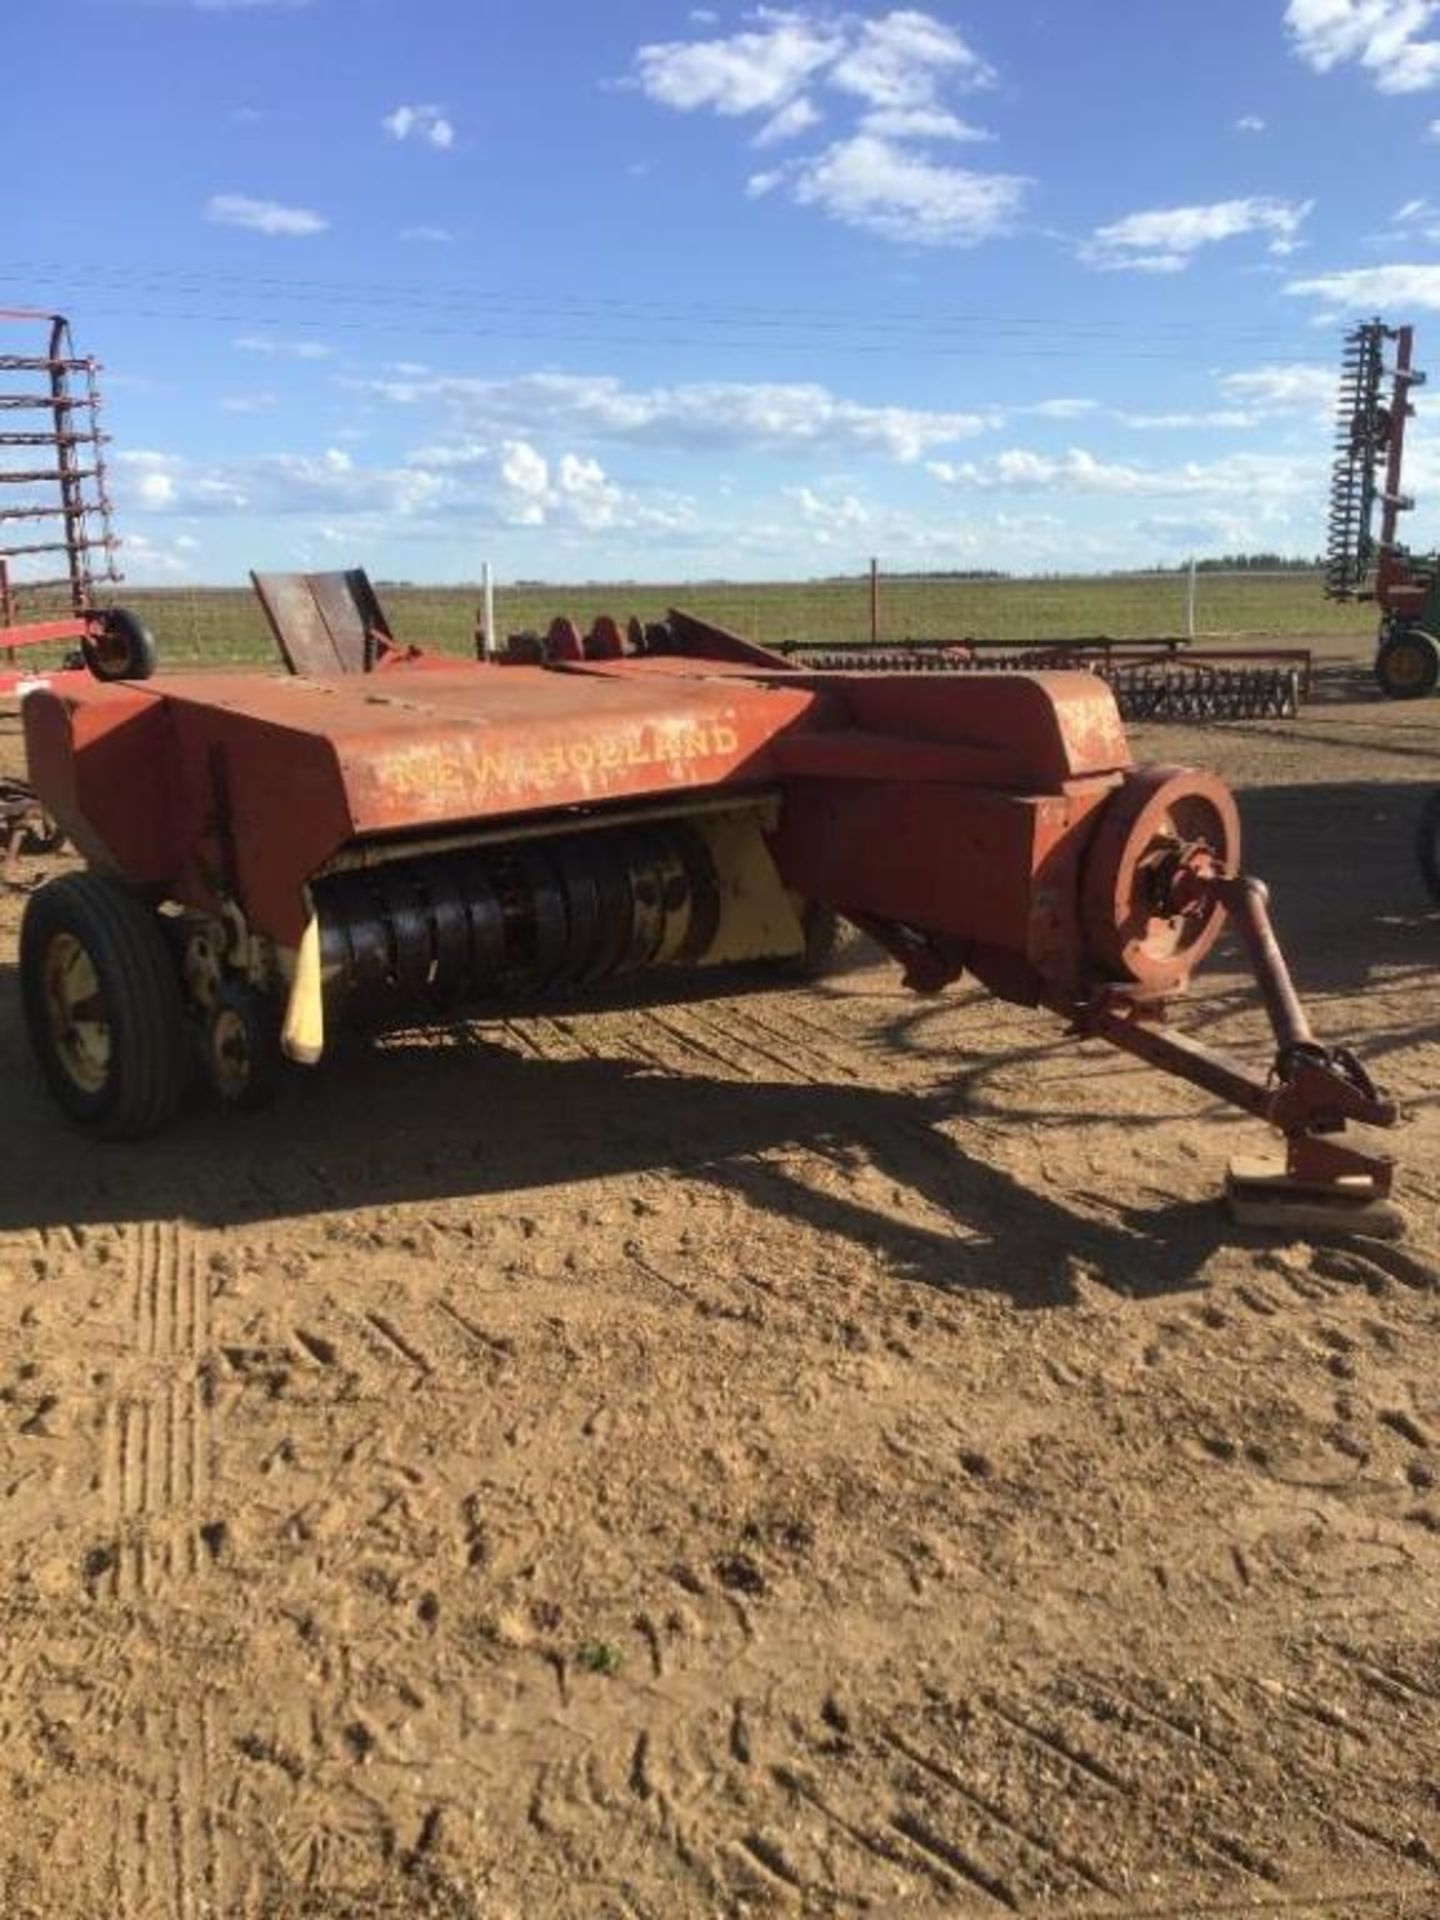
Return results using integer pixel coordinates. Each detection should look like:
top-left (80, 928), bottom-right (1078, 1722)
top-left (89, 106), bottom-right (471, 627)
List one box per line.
top-left (779, 642), bottom-right (1303, 722)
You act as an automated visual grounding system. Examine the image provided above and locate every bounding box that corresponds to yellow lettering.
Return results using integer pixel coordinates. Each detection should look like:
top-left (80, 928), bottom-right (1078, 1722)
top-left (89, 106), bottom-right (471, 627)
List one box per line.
top-left (537, 741), bottom-right (568, 787)
top-left (478, 748), bottom-right (513, 790)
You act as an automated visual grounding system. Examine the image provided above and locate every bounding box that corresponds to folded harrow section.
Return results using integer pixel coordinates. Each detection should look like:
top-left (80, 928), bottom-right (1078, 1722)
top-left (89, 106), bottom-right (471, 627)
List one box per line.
top-left (772, 640), bottom-right (1306, 722)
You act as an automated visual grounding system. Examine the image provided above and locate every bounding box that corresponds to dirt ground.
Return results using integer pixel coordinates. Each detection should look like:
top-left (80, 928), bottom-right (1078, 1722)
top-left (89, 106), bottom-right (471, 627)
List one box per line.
top-left (1, 645), bottom-right (1438, 1920)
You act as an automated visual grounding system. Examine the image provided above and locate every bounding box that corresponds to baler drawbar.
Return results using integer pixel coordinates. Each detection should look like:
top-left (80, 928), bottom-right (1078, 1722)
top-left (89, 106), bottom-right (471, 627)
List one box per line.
top-left (18, 597), bottom-right (1398, 1229)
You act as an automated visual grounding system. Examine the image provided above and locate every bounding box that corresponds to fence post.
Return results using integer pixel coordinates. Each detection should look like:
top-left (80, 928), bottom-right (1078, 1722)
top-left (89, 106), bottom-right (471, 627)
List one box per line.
top-left (1186, 557), bottom-right (1197, 641)
top-left (475, 561), bottom-right (496, 659)
top-left (869, 557), bottom-right (879, 646)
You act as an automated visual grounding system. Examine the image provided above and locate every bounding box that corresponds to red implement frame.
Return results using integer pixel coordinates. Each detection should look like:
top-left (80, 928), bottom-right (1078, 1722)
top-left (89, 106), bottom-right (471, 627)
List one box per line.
top-left (0, 309), bottom-right (121, 694)
top-left (22, 596), bottom-right (1399, 1212)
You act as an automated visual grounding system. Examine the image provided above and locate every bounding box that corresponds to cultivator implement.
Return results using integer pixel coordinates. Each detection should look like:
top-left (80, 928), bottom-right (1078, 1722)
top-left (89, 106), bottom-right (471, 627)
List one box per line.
top-left (1326, 319), bottom-right (1393, 599)
top-left (773, 640), bottom-right (1306, 722)
top-left (16, 587), bottom-right (1399, 1231)
top-left (0, 312), bottom-right (157, 882)
top-left (0, 309), bottom-right (154, 693)
top-left (1322, 318), bottom-right (1440, 697)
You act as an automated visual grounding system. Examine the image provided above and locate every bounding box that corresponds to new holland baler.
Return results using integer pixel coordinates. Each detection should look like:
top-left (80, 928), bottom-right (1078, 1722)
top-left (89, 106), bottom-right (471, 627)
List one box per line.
top-left (16, 598), bottom-right (1398, 1229)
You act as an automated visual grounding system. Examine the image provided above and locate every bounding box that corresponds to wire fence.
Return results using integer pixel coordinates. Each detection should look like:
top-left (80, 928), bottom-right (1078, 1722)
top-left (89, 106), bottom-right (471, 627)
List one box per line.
top-left (7, 566), bottom-right (1372, 670)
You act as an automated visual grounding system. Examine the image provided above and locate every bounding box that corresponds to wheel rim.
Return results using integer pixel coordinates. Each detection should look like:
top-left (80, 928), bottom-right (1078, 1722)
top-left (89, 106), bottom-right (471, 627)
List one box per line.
top-left (210, 1004), bottom-right (253, 1100)
top-left (1387, 642), bottom-right (1427, 690)
top-left (42, 931), bottom-right (111, 1093)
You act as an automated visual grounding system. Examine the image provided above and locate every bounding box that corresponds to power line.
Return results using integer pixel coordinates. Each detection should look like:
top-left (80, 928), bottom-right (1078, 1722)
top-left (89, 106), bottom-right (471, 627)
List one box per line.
top-left (0, 262), bottom-right (1331, 364)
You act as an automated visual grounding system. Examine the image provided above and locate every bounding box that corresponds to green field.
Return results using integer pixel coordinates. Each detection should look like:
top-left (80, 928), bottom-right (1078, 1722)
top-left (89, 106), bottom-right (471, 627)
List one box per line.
top-left (16, 569), bottom-right (1379, 669)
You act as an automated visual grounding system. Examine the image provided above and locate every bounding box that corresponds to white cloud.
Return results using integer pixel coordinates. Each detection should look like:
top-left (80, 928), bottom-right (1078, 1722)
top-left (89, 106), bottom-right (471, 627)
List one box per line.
top-left (382, 104), bottom-right (455, 150)
top-left (784, 483), bottom-right (870, 532)
top-left (1387, 194), bottom-right (1440, 238)
top-left (219, 391), bottom-right (280, 414)
top-left (860, 106), bottom-right (991, 140)
top-left (1113, 409), bottom-right (1258, 431)
top-left (754, 96), bottom-right (822, 145)
top-left (776, 133), bottom-right (1025, 244)
top-left (363, 367), bottom-right (999, 462)
top-left (205, 193), bottom-right (328, 237)
top-left (632, 7), bottom-right (1019, 244)
top-left (136, 471), bottom-right (177, 509)
top-left (927, 446), bottom-right (1317, 507)
top-left (1235, 113), bottom-right (1267, 131)
top-left (1082, 196), bottom-right (1313, 272)
top-left (827, 9), bottom-right (994, 107)
top-left (1285, 0), bottom-right (1440, 92)
top-left (117, 530), bottom-right (196, 580)
top-left (1286, 260), bottom-right (1440, 307)
top-left (110, 432), bottom-right (693, 543)
top-left (1218, 363), bottom-right (1336, 409)
top-left (636, 12), bottom-right (842, 114)
top-left (1429, 115), bottom-right (1440, 132)
top-left (401, 225), bottom-right (457, 244)
top-left (233, 334), bottom-right (332, 359)
top-left (450, 441), bottom-right (691, 533)
top-left (499, 440), bottom-right (551, 524)
top-left (1023, 397), bottom-right (1099, 420)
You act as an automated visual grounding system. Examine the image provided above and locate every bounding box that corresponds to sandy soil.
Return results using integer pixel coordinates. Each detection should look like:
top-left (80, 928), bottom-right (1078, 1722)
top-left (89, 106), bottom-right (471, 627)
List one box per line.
top-left (0, 649), bottom-right (1437, 1920)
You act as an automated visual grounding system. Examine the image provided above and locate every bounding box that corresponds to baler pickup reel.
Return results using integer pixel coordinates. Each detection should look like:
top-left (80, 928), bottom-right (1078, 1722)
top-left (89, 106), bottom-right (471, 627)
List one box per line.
top-left (16, 594), bottom-right (1401, 1236)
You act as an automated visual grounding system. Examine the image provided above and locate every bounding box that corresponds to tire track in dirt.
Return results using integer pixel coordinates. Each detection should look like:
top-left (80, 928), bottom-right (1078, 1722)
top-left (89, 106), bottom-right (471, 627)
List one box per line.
top-left (93, 1219), bottom-right (227, 1918)
top-left (502, 1642), bottom-right (1440, 1915)
top-left (100, 1220), bottom-right (215, 1602)
top-left (675, 1000), bottom-right (854, 1082)
top-left (104, 1693), bottom-right (222, 1920)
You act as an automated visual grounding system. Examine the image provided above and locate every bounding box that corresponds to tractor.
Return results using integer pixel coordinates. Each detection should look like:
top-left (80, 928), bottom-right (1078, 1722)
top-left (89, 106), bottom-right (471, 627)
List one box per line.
top-left (1325, 319), bottom-right (1440, 698)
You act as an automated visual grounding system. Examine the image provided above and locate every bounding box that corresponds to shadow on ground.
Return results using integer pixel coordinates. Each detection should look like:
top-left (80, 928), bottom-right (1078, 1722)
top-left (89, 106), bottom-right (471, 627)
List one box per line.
top-left (2, 774), bottom-right (1432, 1300)
top-left (0, 972), bottom-right (1231, 1306)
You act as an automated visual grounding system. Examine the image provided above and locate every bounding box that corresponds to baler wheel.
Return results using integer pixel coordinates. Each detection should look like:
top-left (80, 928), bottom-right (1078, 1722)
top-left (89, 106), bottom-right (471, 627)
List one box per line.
top-left (1418, 788), bottom-right (1440, 905)
top-left (20, 873), bottom-right (189, 1138)
top-left (83, 607), bottom-right (158, 683)
top-left (204, 981), bottom-right (284, 1112)
top-left (1375, 626), bottom-right (1440, 700)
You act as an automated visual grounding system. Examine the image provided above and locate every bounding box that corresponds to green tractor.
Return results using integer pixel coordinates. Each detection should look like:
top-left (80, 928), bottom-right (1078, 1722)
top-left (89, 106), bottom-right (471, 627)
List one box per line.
top-left (1326, 319), bottom-right (1440, 699)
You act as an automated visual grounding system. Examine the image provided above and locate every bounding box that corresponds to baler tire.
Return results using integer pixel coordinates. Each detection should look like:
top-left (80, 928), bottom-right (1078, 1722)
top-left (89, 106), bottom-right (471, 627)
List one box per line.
top-left (1375, 626), bottom-right (1440, 700)
top-left (83, 607), bottom-right (158, 683)
top-left (204, 981), bottom-right (284, 1113)
top-left (20, 873), bottom-right (189, 1139)
top-left (1418, 789), bottom-right (1440, 906)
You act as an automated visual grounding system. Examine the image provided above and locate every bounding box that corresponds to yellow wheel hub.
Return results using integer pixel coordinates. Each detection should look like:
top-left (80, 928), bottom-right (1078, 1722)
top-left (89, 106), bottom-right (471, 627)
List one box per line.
top-left (1388, 644), bottom-right (1426, 688)
top-left (43, 931), bottom-right (110, 1093)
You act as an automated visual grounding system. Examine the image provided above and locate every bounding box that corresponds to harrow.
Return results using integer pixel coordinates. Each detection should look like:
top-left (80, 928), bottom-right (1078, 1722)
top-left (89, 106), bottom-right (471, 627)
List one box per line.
top-left (15, 577), bottom-right (1398, 1234)
top-left (1324, 318), bottom-right (1440, 698)
top-left (0, 309), bottom-right (154, 693)
top-left (0, 311), bottom-right (156, 881)
top-left (771, 639), bottom-right (1306, 721)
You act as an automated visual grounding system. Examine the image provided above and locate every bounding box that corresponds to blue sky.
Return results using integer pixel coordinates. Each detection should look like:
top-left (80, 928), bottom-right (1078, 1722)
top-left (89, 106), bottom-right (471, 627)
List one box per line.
top-left (7, 0), bottom-right (1440, 584)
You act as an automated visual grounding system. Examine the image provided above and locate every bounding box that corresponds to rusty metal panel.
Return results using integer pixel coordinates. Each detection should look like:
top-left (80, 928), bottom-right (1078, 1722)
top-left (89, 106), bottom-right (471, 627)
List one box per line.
top-left (251, 569), bottom-right (392, 676)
